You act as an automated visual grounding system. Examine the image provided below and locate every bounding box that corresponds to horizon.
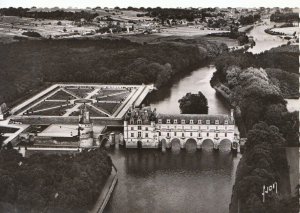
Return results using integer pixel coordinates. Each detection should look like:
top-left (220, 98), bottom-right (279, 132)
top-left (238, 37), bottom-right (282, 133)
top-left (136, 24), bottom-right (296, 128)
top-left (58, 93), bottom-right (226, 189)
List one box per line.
top-left (0, 0), bottom-right (299, 9)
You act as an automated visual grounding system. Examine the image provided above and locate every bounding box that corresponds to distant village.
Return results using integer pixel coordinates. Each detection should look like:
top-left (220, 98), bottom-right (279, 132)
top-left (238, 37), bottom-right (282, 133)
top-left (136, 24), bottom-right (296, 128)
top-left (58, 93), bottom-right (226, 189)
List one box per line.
top-left (0, 6), bottom-right (298, 39)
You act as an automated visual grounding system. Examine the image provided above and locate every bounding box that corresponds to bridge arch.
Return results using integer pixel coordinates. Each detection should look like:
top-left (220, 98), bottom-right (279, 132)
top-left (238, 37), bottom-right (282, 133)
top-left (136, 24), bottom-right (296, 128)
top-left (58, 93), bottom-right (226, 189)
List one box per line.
top-left (185, 138), bottom-right (197, 152)
top-left (137, 141), bottom-right (142, 149)
top-left (219, 139), bottom-right (232, 151)
top-left (201, 138), bottom-right (214, 151)
top-left (160, 138), bottom-right (167, 150)
top-left (170, 138), bottom-right (181, 151)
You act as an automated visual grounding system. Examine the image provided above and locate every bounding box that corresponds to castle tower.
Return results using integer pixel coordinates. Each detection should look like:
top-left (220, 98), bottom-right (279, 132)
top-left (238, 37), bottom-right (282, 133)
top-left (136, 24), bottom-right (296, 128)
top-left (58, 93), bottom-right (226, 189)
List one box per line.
top-left (78, 104), bottom-right (93, 148)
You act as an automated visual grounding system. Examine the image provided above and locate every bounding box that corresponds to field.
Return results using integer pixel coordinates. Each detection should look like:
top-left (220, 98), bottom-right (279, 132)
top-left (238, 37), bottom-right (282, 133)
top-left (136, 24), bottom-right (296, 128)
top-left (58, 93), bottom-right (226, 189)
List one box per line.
top-left (159, 26), bottom-right (230, 37)
top-left (0, 16), bottom-right (98, 39)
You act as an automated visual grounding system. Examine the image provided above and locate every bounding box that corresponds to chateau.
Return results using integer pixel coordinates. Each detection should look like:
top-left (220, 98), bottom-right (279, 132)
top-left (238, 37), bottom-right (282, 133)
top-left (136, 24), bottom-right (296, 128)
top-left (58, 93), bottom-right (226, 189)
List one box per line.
top-left (124, 107), bottom-right (239, 150)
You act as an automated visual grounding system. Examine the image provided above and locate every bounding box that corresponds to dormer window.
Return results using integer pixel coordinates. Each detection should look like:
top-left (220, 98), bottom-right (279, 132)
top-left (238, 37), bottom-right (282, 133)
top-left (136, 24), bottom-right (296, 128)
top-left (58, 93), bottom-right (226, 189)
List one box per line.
top-left (215, 120), bottom-right (219, 125)
top-left (198, 120), bottom-right (202, 124)
top-left (130, 119), bottom-right (134, 125)
top-left (174, 119), bottom-right (178, 124)
top-left (158, 119), bottom-right (162, 124)
top-left (167, 119), bottom-right (171, 124)
top-left (137, 120), bottom-right (142, 125)
top-left (206, 120), bottom-right (210, 125)
top-left (190, 120), bottom-right (194, 124)
top-left (181, 119), bottom-right (185, 124)
top-left (224, 120), bottom-right (228, 125)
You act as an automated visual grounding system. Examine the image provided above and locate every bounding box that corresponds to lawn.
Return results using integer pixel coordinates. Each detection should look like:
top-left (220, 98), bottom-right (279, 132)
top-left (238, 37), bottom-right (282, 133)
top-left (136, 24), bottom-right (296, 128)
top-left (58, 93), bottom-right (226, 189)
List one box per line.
top-left (30, 101), bottom-right (69, 112)
top-left (47, 90), bottom-right (75, 100)
top-left (0, 126), bottom-right (19, 133)
top-left (93, 102), bottom-right (121, 115)
top-left (69, 104), bottom-right (108, 117)
top-left (97, 91), bottom-right (130, 102)
top-left (31, 105), bottom-right (72, 116)
top-left (64, 87), bottom-right (94, 98)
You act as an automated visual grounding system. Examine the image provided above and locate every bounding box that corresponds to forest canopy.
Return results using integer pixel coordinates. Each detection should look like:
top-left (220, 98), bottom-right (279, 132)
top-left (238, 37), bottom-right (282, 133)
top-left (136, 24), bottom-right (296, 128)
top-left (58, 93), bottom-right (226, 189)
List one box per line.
top-left (0, 37), bottom-right (226, 106)
top-left (0, 148), bottom-right (112, 212)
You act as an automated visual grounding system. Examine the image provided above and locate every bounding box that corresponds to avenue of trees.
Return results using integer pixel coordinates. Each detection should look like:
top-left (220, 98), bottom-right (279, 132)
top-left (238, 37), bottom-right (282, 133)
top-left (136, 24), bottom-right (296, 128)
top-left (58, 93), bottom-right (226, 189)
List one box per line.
top-left (0, 37), bottom-right (226, 106)
top-left (211, 45), bottom-right (299, 212)
top-left (0, 148), bottom-right (112, 212)
top-left (178, 92), bottom-right (208, 114)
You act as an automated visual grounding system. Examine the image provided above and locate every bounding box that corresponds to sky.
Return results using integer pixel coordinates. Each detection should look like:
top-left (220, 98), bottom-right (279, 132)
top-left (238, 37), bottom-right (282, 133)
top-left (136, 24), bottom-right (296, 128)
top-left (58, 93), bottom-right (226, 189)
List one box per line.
top-left (0, 0), bottom-right (299, 9)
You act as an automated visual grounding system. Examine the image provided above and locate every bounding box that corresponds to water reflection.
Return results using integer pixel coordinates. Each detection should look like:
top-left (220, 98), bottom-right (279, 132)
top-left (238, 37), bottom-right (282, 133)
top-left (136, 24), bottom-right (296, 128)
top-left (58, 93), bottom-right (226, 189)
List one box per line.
top-left (105, 149), bottom-right (240, 213)
top-left (147, 66), bottom-right (230, 115)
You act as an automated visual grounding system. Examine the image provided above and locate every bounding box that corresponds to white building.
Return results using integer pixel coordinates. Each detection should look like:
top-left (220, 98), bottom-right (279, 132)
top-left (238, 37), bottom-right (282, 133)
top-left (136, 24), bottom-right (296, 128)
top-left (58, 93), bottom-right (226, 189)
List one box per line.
top-left (124, 107), bottom-right (238, 150)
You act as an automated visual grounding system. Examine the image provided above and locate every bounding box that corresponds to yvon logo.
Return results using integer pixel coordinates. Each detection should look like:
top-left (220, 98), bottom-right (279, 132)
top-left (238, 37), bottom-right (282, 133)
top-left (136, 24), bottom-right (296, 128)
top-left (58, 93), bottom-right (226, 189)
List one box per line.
top-left (262, 182), bottom-right (278, 202)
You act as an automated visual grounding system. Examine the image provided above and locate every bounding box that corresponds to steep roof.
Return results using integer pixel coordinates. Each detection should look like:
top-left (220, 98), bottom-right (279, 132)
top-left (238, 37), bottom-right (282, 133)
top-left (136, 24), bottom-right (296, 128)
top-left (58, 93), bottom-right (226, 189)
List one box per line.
top-left (156, 113), bottom-right (234, 125)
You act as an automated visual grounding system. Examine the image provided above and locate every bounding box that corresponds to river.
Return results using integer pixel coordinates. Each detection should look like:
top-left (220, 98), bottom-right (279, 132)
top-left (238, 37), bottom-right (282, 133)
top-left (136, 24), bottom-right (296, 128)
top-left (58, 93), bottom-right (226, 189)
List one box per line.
top-left (105, 22), bottom-right (292, 213)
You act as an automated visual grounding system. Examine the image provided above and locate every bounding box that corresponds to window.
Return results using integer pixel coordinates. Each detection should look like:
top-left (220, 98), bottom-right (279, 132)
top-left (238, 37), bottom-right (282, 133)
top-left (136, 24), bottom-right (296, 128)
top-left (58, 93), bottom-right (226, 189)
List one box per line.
top-left (145, 133), bottom-right (148, 138)
top-left (158, 119), bottom-right (162, 124)
top-left (167, 119), bottom-right (171, 124)
top-left (182, 133), bottom-right (185, 137)
top-left (224, 120), bottom-right (228, 125)
top-left (138, 132), bottom-right (141, 138)
top-left (199, 133), bottom-right (201, 137)
top-left (206, 120), bottom-right (210, 125)
top-left (138, 126), bottom-right (141, 130)
top-left (181, 119), bottom-right (185, 124)
top-left (174, 132), bottom-right (177, 136)
top-left (131, 133), bottom-right (134, 137)
top-left (137, 119), bottom-right (142, 125)
top-left (198, 120), bottom-right (202, 124)
top-left (190, 120), bottom-right (194, 124)
top-left (130, 119), bottom-right (134, 124)
top-left (167, 133), bottom-right (170, 137)
top-left (190, 132), bottom-right (193, 137)
top-left (145, 127), bottom-right (148, 131)
top-left (216, 133), bottom-right (218, 138)
top-left (159, 132), bottom-right (161, 136)
top-left (225, 132), bottom-right (227, 137)
top-left (174, 119), bottom-right (178, 124)
top-left (207, 132), bottom-right (209, 137)
top-left (215, 120), bottom-right (219, 125)
top-left (131, 127), bottom-right (134, 130)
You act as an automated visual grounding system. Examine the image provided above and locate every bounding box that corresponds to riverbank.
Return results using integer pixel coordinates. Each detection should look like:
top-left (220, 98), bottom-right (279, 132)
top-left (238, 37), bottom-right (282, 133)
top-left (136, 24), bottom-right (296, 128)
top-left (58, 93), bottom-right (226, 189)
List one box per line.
top-left (210, 24), bottom-right (299, 212)
top-left (91, 165), bottom-right (118, 213)
top-left (285, 147), bottom-right (300, 195)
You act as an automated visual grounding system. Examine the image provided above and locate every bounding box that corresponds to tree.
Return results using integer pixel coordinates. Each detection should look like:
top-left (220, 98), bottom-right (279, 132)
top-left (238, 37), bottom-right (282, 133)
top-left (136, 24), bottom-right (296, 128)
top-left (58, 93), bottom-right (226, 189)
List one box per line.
top-left (178, 92), bottom-right (208, 114)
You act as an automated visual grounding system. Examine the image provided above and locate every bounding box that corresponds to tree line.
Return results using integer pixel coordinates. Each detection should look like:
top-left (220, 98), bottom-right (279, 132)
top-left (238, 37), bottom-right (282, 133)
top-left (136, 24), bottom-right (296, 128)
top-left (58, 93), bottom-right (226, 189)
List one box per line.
top-left (0, 148), bottom-right (112, 212)
top-left (0, 7), bottom-right (98, 21)
top-left (211, 45), bottom-right (299, 212)
top-left (270, 12), bottom-right (299, 23)
top-left (0, 37), bottom-right (226, 107)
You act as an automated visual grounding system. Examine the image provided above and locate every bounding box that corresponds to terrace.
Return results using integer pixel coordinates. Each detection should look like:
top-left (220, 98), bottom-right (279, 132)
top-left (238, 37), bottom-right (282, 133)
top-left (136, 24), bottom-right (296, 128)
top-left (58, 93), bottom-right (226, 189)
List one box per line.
top-left (8, 83), bottom-right (153, 123)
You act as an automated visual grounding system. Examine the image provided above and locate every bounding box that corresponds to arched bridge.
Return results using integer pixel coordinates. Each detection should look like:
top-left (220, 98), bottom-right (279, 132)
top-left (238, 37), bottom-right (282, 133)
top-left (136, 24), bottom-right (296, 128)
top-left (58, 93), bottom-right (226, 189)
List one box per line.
top-left (159, 136), bottom-right (240, 152)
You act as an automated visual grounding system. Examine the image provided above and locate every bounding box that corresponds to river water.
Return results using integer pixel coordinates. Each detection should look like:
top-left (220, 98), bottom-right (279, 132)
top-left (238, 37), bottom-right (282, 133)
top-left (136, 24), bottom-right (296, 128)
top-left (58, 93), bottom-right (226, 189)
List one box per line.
top-left (105, 22), bottom-right (292, 213)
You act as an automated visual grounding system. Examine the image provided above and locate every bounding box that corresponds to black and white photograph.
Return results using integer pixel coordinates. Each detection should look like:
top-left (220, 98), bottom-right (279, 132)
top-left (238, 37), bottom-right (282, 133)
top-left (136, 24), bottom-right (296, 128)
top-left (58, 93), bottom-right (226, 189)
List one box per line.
top-left (0, 0), bottom-right (299, 212)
